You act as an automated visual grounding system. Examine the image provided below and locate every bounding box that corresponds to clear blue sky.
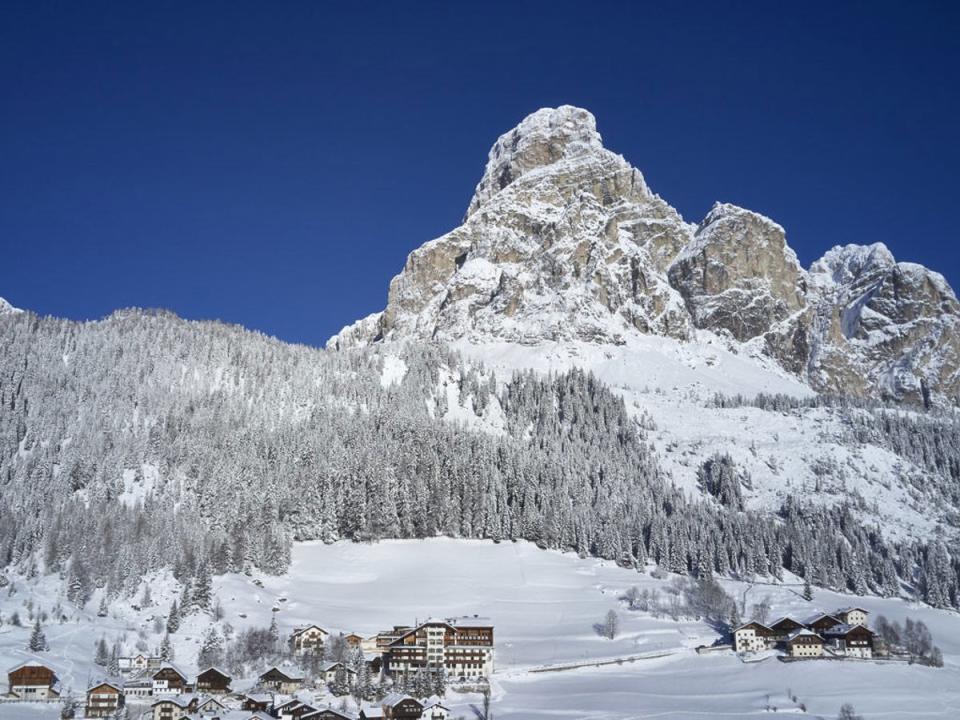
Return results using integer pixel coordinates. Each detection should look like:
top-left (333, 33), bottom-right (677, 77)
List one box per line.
top-left (2, 1), bottom-right (958, 346)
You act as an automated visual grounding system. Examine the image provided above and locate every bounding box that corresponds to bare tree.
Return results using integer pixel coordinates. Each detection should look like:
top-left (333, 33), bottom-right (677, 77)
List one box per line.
top-left (604, 610), bottom-right (620, 640)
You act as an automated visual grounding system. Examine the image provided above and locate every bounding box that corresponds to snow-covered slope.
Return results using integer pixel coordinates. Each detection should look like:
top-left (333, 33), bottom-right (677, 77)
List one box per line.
top-left (2, 539), bottom-right (957, 720)
top-left (330, 105), bottom-right (960, 408)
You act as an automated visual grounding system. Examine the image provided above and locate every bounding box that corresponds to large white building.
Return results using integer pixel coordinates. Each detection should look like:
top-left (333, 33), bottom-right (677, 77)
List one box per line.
top-left (383, 616), bottom-right (494, 679)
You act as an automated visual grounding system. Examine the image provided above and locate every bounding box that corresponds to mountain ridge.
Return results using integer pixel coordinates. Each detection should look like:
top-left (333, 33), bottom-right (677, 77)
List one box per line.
top-left (330, 106), bottom-right (960, 407)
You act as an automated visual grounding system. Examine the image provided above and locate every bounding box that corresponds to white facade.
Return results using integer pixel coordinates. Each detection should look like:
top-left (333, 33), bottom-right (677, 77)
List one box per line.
top-left (10, 683), bottom-right (57, 699)
top-left (291, 625), bottom-right (328, 656)
top-left (838, 608), bottom-right (868, 626)
top-left (733, 625), bottom-right (769, 653)
top-left (421, 699), bottom-right (450, 719)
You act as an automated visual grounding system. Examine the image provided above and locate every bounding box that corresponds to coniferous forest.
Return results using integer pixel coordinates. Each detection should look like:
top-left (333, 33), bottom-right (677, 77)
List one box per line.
top-left (1, 309), bottom-right (958, 610)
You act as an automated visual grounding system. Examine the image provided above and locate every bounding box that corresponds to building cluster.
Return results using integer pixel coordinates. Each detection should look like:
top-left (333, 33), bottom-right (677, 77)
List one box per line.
top-left (5, 616), bottom-right (491, 719)
top-left (291, 616), bottom-right (494, 681)
top-left (734, 606), bottom-right (877, 659)
top-left (240, 691), bottom-right (450, 720)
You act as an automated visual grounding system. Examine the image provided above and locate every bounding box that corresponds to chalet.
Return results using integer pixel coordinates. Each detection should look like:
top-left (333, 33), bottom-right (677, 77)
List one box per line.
top-left (319, 661), bottom-right (357, 686)
top-left (360, 694), bottom-right (424, 720)
top-left (291, 625), bottom-right (328, 656)
top-left (85, 680), bottom-right (124, 718)
top-left (836, 606), bottom-right (869, 627)
top-left (276, 700), bottom-right (319, 720)
top-left (786, 629), bottom-right (825, 658)
top-left (802, 612), bottom-right (843, 634)
top-left (242, 693), bottom-right (274, 712)
top-left (152, 694), bottom-right (199, 720)
top-left (196, 696), bottom-right (228, 714)
top-left (824, 623), bottom-right (875, 658)
top-left (118, 654), bottom-right (162, 674)
top-left (344, 633), bottom-right (365, 648)
top-left (767, 616), bottom-right (804, 642)
top-left (7, 661), bottom-right (60, 699)
top-left (258, 666), bottom-right (305, 694)
top-left (196, 667), bottom-right (232, 694)
top-left (384, 617), bottom-right (494, 679)
top-left (152, 664), bottom-right (189, 695)
top-left (732, 621), bottom-right (772, 653)
top-left (419, 697), bottom-right (450, 720)
top-left (303, 708), bottom-right (356, 720)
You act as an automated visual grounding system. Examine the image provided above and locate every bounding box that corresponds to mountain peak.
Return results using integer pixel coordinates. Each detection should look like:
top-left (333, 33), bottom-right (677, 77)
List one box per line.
top-left (465, 106), bottom-right (605, 218)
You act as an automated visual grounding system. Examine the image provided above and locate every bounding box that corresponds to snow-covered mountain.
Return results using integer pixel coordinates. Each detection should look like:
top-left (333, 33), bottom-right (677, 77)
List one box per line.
top-left (330, 106), bottom-right (960, 408)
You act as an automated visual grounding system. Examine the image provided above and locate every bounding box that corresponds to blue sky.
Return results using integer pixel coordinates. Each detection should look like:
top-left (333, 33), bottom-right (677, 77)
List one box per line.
top-left (2, 1), bottom-right (958, 346)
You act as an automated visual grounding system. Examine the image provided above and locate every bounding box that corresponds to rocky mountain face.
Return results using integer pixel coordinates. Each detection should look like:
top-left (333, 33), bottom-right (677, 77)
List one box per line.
top-left (330, 106), bottom-right (960, 406)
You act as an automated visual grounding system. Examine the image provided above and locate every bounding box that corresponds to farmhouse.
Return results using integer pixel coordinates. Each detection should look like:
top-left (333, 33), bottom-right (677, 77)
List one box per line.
top-left (824, 623), bottom-right (876, 658)
top-left (258, 666), bottom-right (305, 693)
top-left (803, 612), bottom-right (843, 634)
top-left (85, 680), bottom-right (124, 718)
top-left (7, 661), bottom-right (60, 699)
top-left (361, 694), bottom-right (424, 720)
top-left (275, 698), bottom-right (317, 719)
top-left (836, 606), bottom-right (869, 627)
top-left (291, 625), bottom-right (328, 656)
top-left (732, 621), bottom-right (772, 653)
top-left (767, 616), bottom-right (804, 641)
top-left (786, 629), bottom-right (825, 658)
top-left (196, 696), bottom-right (228, 714)
top-left (196, 667), bottom-right (232, 694)
top-left (153, 664), bottom-right (190, 694)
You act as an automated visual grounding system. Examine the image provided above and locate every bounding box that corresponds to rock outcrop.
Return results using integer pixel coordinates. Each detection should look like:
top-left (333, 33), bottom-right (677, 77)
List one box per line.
top-left (330, 106), bottom-right (960, 406)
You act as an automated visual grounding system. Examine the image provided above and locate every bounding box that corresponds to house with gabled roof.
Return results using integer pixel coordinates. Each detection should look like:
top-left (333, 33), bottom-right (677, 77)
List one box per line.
top-left (802, 612), bottom-right (843, 634)
top-left (303, 707), bottom-right (356, 720)
top-left (786, 629), bottom-right (825, 658)
top-left (7, 660), bottom-right (60, 699)
top-left (196, 666), bottom-right (232, 694)
top-left (152, 693), bottom-right (199, 720)
top-left (732, 621), bottom-right (772, 653)
top-left (835, 606), bottom-right (869, 627)
top-left (291, 625), bottom-right (328, 656)
top-left (419, 696), bottom-right (450, 720)
top-left (319, 661), bottom-right (357, 686)
top-left (258, 665), bottom-right (306, 694)
top-left (153, 663), bottom-right (190, 694)
top-left (85, 679), bottom-right (124, 718)
top-left (823, 622), bottom-right (875, 658)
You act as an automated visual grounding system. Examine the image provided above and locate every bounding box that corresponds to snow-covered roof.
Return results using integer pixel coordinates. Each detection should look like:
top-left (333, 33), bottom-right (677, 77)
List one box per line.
top-left (835, 606), bottom-right (869, 614)
top-left (767, 616), bottom-right (802, 628)
top-left (153, 662), bottom-right (188, 679)
top-left (292, 624), bottom-right (328, 636)
top-left (261, 665), bottom-right (306, 680)
top-left (87, 678), bottom-right (123, 692)
top-left (823, 623), bottom-right (874, 637)
top-left (319, 661), bottom-right (356, 673)
top-left (153, 693), bottom-right (197, 708)
top-left (421, 695), bottom-right (449, 709)
top-left (198, 665), bottom-right (232, 678)
top-left (733, 621), bottom-right (771, 632)
top-left (802, 612), bottom-right (840, 626)
top-left (381, 692), bottom-right (421, 708)
top-left (303, 707), bottom-right (355, 720)
top-left (787, 629), bottom-right (824, 643)
top-left (7, 660), bottom-right (56, 673)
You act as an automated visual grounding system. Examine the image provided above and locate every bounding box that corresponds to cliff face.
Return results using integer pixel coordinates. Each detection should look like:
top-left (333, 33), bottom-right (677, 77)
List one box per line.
top-left (330, 106), bottom-right (960, 406)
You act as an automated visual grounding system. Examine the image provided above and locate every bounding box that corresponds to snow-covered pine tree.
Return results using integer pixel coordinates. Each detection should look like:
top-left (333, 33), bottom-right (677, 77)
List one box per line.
top-left (28, 618), bottom-right (48, 652)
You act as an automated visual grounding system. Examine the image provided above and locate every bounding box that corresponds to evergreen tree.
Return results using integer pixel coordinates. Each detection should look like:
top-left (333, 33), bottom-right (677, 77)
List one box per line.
top-left (803, 578), bottom-right (813, 602)
top-left (159, 633), bottom-right (174, 661)
top-left (95, 636), bottom-right (109, 666)
top-left (166, 600), bottom-right (180, 634)
top-left (28, 618), bottom-right (49, 652)
top-left (198, 626), bottom-right (224, 669)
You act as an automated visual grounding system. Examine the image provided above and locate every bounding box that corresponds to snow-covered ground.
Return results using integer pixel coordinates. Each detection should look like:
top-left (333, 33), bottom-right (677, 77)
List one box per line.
top-left (2, 539), bottom-right (958, 719)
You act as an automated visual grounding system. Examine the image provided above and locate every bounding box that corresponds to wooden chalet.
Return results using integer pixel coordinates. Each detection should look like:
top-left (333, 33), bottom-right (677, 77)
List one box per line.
top-left (803, 612), bottom-right (842, 634)
top-left (276, 699), bottom-right (318, 719)
top-left (196, 666), bottom-right (232, 693)
top-left (305, 708), bottom-right (356, 720)
top-left (7, 661), bottom-right (60, 699)
top-left (243, 693), bottom-right (274, 712)
top-left (152, 664), bottom-right (189, 694)
top-left (291, 625), bottom-right (328, 656)
top-left (732, 621), bottom-right (772, 652)
top-left (380, 694), bottom-right (425, 720)
top-left (258, 666), bottom-right (305, 694)
top-left (85, 680), bottom-right (124, 718)
top-left (344, 633), bottom-right (364, 648)
top-left (767, 616), bottom-right (804, 641)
